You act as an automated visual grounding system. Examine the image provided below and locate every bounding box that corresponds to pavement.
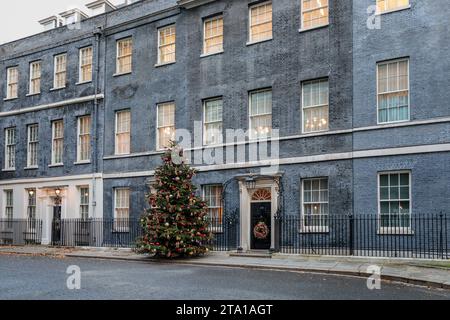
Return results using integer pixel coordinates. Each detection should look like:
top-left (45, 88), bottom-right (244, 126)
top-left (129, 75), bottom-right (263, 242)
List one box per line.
top-left (0, 245), bottom-right (449, 290)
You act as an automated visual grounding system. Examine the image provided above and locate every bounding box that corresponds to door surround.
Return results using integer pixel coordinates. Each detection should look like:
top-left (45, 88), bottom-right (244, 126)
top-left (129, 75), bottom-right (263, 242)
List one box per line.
top-left (237, 174), bottom-right (281, 252)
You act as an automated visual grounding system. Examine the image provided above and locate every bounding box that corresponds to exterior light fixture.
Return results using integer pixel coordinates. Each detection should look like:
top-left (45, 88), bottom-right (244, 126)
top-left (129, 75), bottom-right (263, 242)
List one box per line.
top-left (28, 189), bottom-right (35, 197)
top-left (55, 188), bottom-right (61, 196)
top-left (245, 176), bottom-right (256, 190)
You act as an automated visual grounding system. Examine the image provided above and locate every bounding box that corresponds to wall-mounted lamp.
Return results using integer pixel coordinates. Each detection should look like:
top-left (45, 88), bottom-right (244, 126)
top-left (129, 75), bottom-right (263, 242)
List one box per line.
top-left (28, 189), bottom-right (35, 197)
top-left (245, 176), bottom-right (256, 190)
top-left (55, 188), bottom-right (61, 196)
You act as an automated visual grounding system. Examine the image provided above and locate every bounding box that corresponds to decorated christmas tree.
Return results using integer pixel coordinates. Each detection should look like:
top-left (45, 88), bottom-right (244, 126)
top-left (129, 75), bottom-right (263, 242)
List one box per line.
top-left (137, 142), bottom-right (212, 258)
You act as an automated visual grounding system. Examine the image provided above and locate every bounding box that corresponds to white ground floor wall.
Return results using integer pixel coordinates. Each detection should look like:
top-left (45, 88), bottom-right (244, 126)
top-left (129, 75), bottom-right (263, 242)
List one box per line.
top-left (0, 174), bottom-right (103, 245)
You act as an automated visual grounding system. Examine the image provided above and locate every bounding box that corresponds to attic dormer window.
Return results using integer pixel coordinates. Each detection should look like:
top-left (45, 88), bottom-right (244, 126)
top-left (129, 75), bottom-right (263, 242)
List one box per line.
top-left (59, 9), bottom-right (88, 26)
top-left (86, 0), bottom-right (117, 16)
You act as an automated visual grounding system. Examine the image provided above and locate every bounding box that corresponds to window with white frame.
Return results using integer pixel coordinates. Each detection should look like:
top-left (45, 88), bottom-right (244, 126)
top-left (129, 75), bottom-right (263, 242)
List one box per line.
top-left (54, 54), bottom-right (67, 89)
top-left (114, 188), bottom-right (130, 232)
top-left (29, 61), bottom-right (41, 95)
top-left (116, 38), bottom-right (133, 74)
top-left (157, 102), bottom-right (176, 150)
top-left (77, 116), bottom-right (91, 162)
top-left (158, 25), bottom-right (176, 64)
top-left (377, 59), bottom-right (409, 123)
top-left (203, 98), bottom-right (223, 145)
top-left (203, 15), bottom-right (223, 55)
top-left (115, 110), bottom-right (131, 155)
top-left (4, 128), bottom-right (16, 170)
top-left (301, 178), bottom-right (329, 232)
top-left (79, 187), bottom-right (89, 220)
top-left (302, 78), bottom-right (329, 133)
top-left (27, 188), bottom-right (37, 230)
top-left (51, 120), bottom-right (64, 165)
top-left (203, 185), bottom-right (223, 229)
top-left (376, 0), bottom-right (410, 14)
top-left (249, 1), bottom-right (272, 43)
top-left (301, 0), bottom-right (329, 30)
top-left (4, 190), bottom-right (13, 221)
top-left (6, 67), bottom-right (18, 99)
top-left (379, 172), bottom-right (411, 232)
top-left (79, 47), bottom-right (93, 83)
top-left (27, 124), bottom-right (39, 168)
top-left (249, 89), bottom-right (272, 140)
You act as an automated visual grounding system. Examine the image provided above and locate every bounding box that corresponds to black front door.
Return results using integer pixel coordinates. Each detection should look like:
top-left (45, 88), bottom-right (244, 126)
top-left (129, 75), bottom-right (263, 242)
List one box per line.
top-left (52, 206), bottom-right (62, 245)
top-left (251, 202), bottom-right (271, 250)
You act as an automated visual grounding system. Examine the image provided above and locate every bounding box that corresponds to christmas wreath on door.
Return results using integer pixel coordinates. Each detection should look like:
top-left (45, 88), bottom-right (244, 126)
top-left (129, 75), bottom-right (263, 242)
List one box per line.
top-left (253, 221), bottom-right (269, 240)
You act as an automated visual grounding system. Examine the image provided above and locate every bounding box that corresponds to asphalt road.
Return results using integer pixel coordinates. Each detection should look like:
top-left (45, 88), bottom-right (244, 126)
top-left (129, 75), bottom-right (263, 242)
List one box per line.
top-left (0, 255), bottom-right (449, 300)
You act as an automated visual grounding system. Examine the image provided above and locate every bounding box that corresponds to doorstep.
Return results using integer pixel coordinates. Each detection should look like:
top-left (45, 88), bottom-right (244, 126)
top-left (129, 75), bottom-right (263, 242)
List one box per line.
top-left (229, 250), bottom-right (272, 259)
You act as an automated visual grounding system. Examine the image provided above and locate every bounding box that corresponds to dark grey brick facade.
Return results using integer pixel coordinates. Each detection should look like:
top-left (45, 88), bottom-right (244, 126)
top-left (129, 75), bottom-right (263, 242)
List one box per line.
top-left (0, 0), bottom-right (449, 250)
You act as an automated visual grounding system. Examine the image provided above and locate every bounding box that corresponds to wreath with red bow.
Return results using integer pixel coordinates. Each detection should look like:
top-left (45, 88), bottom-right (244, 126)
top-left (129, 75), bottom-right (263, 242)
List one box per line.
top-left (253, 222), bottom-right (269, 240)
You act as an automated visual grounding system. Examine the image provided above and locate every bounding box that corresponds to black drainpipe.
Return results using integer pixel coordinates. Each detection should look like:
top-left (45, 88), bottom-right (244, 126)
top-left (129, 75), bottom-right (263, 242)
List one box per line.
top-left (92, 25), bottom-right (104, 216)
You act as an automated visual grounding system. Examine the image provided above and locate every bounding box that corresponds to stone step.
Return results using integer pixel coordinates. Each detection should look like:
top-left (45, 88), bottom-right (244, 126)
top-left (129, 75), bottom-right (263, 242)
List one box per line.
top-left (229, 251), bottom-right (272, 259)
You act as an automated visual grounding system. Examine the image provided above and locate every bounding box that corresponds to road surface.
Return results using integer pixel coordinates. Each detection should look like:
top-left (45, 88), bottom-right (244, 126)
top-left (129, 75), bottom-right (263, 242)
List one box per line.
top-left (0, 255), bottom-right (449, 300)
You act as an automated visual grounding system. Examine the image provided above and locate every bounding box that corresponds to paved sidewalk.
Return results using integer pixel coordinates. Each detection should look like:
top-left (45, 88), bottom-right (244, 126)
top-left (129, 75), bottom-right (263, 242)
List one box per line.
top-left (1, 246), bottom-right (449, 289)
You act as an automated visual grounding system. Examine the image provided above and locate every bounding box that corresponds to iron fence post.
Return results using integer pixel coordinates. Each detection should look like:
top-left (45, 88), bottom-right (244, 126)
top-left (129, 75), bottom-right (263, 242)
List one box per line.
top-left (272, 214), bottom-right (281, 253)
top-left (439, 212), bottom-right (444, 260)
top-left (349, 214), bottom-right (354, 256)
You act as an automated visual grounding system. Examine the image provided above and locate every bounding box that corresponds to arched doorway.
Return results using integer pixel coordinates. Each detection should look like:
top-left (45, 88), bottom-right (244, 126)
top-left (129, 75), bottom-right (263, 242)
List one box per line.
top-left (237, 175), bottom-right (281, 252)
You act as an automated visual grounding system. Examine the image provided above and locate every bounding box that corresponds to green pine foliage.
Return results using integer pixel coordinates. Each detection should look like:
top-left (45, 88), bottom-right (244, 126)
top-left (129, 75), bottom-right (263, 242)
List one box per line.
top-left (137, 142), bottom-right (212, 258)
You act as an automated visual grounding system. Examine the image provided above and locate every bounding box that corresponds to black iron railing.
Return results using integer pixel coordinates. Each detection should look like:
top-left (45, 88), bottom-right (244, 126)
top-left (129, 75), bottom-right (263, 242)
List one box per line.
top-left (0, 219), bottom-right (43, 245)
top-left (207, 216), bottom-right (239, 251)
top-left (52, 217), bottom-right (240, 251)
top-left (52, 219), bottom-right (142, 248)
top-left (49, 214), bottom-right (449, 259)
top-left (278, 214), bottom-right (450, 259)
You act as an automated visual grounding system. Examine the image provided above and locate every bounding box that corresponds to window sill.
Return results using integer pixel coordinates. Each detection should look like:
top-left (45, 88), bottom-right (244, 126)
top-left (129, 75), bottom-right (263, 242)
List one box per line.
top-left (50, 87), bottom-right (66, 92)
top-left (48, 164), bottom-right (64, 168)
top-left (74, 161), bottom-right (91, 165)
top-left (113, 72), bottom-right (132, 77)
top-left (299, 227), bottom-right (329, 234)
top-left (200, 50), bottom-right (224, 58)
top-left (376, 5), bottom-right (411, 16)
top-left (302, 129), bottom-right (329, 135)
top-left (3, 97), bottom-right (18, 102)
top-left (155, 61), bottom-right (176, 68)
top-left (2, 168), bottom-right (15, 172)
top-left (299, 24), bottom-right (329, 33)
top-left (377, 228), bottom-right (414, 235)
top-left (246, 38), bottom-right (273, 47)
top-left (377, 119), bottom-right (410, 126)
top-left (24, 166), bottom-right (39, 170)
top-left (248, 136), bottom-right (272, 142)
top-left (76, 80), bottom-right (92, 86)
top-left (26, 93), bottom-right (40, 97)
top-left (113, 153), bottom-right (131, 157)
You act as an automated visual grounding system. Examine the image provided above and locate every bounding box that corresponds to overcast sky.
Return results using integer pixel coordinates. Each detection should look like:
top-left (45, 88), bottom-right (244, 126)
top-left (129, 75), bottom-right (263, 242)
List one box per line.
top-left (0, 0), bottom-right (123, 44)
